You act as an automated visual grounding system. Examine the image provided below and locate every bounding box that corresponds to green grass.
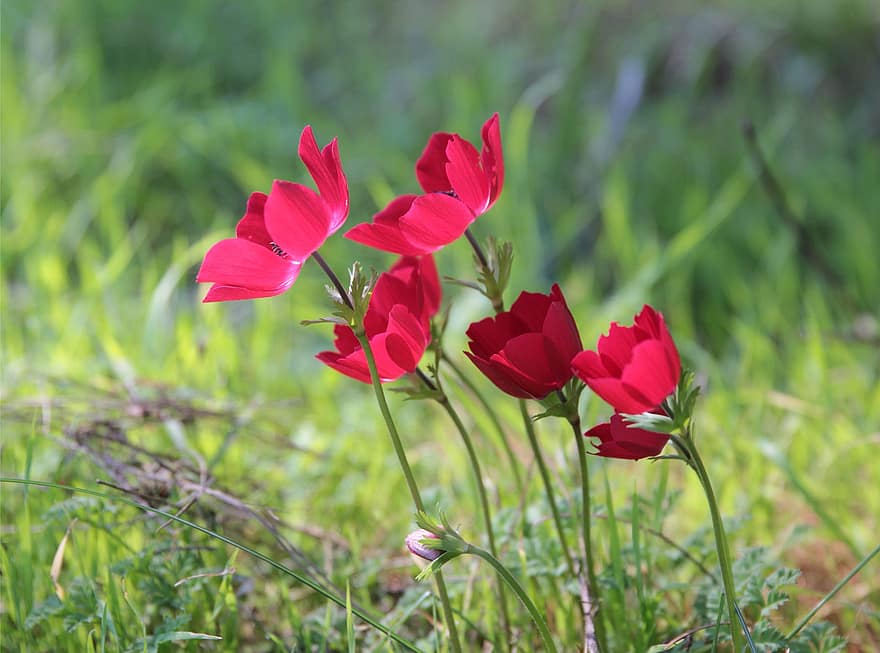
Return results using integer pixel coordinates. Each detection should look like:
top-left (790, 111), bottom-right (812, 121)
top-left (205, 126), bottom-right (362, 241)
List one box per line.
top-left (2, 0), bottom-right (879, 650)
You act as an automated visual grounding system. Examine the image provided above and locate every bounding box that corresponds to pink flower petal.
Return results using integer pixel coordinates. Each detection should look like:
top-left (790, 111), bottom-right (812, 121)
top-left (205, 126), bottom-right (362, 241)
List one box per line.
top-left (235, 193), bottom-right (271, 246)
top-left (398, 193), bottom-right (476, 252)
top-left (480, 113), bottom-right (504, 205)
top-left (344, 195), bottom-right (430, 256)
top-left (298, 126), bottom-right (349, 231)
top-left (196, 238), bottom-right (301, 301)
top-left (416, 132), bottom-right (454, 193)
top-left (445, 136), bottom-right (490, 215)
top-left (264, 179), bottom-right (332, 261)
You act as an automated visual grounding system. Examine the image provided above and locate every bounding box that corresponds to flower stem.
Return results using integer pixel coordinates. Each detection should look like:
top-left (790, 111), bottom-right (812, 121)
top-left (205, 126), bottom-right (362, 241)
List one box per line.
top-left (441, 351), bottom-right (525, 495)
top-left (311, 251), bottom-right (353, 309)
top-left (358, 333), bottom-right (462, 653)
top-left (672, 434), bottom-right (746, 651)
top-left (519, 399), bottom-right (576, 578)
top-left (565, 411), bottom-right (606, 653)
top-left (467, 544), bottom-right (559, 653)
top-left (433, 388), bottom-right (512, 649)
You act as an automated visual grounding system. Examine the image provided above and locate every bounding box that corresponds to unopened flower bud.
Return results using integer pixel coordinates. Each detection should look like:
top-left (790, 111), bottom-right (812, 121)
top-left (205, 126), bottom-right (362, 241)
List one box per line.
top-left (405, 529), bottom-right (443, 561)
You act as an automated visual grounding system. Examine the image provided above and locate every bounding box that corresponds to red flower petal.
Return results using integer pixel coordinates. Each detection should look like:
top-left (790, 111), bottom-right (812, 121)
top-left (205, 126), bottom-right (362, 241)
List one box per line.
top-left (509, 290), bottom-right (554, 333)
top-left (398, 193), bottom-right (476, 253)
top-left (344, 195), bottom-right (431, 256)
top-left (463, 351), bottom-right (533, 399)
top-left (416, 132), bottom-right (454, 193)
top-left (496, 333), bottom-right (570, 398)
top-left (584, 414), bottom-right (669, 460)
top-left (298, 126), bottom-right (349, 231)
top-left (596, 321), bottom-right (640, 377)
top-left (445, 136), bottom-right (490, 215)
top-left (196, 238), bottom-right (301, 302)
top-left (542, 299), bottom-right (583, 364)
top-left (620, 339), bottom-right (679, 410)
top-left (480, 113), bottom-right (504, 205)
top-left (235, 193), bottom-right (271, 246)
top-left (264, 179), bottom-right (332, 261)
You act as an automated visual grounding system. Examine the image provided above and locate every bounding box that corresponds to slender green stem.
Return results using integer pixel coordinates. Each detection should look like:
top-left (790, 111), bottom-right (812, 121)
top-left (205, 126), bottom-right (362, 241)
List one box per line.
top-left (434, 391), bottom-right (512, 649)
top-left (311, 251), bottom-right (353, 309)
top-left (467, 544), bottom-right (559, 653)
top-left (566, 412), bottom-right (606, 653)
top-left (441, 351), bottom-right (525, 495)
top-left (786, 541), bottom-right (880, 640)
top-left (357, 334), bottom-right (462, 653)
top-left (672, 435), bottom-right (746, 651)
top-left (1, 477), bottom-right (423, 652)
top-left (518, 399), bottom-right (576, 577)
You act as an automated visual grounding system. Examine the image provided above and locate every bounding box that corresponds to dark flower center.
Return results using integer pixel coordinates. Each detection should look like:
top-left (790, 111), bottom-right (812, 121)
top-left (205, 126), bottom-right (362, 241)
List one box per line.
top-left (269, 241), bottom-right (289, 258)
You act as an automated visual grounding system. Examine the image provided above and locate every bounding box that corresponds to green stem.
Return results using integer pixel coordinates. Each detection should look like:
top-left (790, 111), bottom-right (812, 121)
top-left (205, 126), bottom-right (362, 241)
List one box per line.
top-left (467, 544), bottom-right (559, 653)
top-left (434, 391), bottom-right (512, 649)
top-left (441, 351), bottom-right (525, 495)
top-left (518, 399), bottom-right (576, 578)
top-left (786, 541), bottom-right (880, 640)
top-left (357, 334), bottom-right (462, 653)
top-left (567, 413), bottom-right (606, 653)
top-left (673, 435), bottom-right (746, 651)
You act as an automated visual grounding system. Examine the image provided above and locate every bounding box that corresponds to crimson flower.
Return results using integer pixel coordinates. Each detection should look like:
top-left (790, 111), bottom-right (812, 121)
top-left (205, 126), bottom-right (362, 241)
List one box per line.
top-left (316, 255), bottom-right (440, 383)
top-left (572, 305), bottom-right (680, 414)
top-left (197, 126), bottom-right (348, 302)
top-left (345, 113), bottom-right (503, 254)
top-left (465, 284), bottom-right (582, 400)
top-left (584, 413), bottom-right (670, 460)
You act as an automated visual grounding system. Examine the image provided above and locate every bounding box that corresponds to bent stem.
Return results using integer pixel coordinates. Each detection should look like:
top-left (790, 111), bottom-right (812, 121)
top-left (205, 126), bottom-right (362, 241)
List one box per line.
top-left (311, 251), bottom-right (353, 309)
top-left (433, 390), bottom-right (512, 650)
top-left (466, 544), bottom-right (559, 653)
top-left (358, 334), bottom-right (462, 653)
top-left (519, 399), bottom-right (576, 578)
top-left (672, 434), bottom-right (746, 651)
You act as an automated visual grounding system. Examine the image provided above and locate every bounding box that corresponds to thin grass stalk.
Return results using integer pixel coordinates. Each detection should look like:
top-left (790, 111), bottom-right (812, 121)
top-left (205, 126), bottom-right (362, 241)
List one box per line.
top-left (0, 477), bottom-right (422, 652)
top-left (441, 351), bottom-right (525, 495)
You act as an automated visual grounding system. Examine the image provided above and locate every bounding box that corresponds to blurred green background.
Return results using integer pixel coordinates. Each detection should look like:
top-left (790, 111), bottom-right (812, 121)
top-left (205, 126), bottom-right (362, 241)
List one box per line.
top-left (2, 0), bottom-right (879, 650)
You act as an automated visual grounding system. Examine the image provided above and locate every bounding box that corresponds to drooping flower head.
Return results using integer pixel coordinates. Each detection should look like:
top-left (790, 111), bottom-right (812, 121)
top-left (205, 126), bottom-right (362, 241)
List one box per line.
top-left (465, 284), bottom-right (582, 400)
top-left (316, 255), bottom-right (440, 383)
top-left (584, 413), bottom-right (670, 460)
top-left (197, 126), bottom-right (348, 302)
top-left (405, 529), bottom-right (443, 562)
top-left (572, 305), bottom-right (681, 414)
top-left (345, 113), bottom-right (503, 255)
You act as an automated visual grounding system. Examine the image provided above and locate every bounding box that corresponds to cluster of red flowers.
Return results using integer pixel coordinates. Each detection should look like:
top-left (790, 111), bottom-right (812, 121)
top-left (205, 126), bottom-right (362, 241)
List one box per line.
top-left (197, 114), bottom-right (682, 460)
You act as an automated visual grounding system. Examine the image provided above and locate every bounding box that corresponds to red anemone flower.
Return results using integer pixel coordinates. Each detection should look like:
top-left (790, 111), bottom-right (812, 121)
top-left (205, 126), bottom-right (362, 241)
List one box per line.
top-left (572, 305), bottom-right (681, 414)
top-left (316, 255), bottom-right (439, 383)
top-left (197, 126), bottom-right (348, 302)
top-left (465, 284), bottom-right (582, 400)
top-left (345, 113), bottom-right (503, 254)
top-left (584, 413), bottom-right (670, 460)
